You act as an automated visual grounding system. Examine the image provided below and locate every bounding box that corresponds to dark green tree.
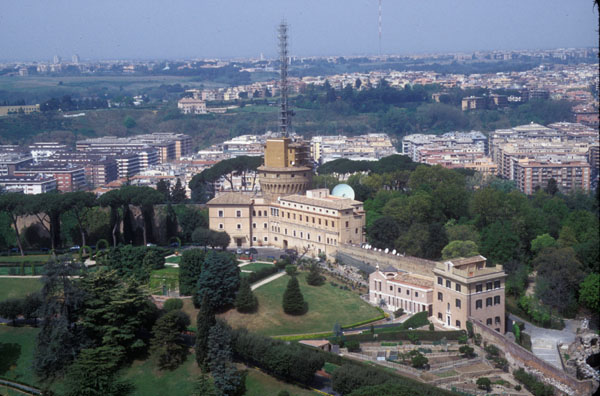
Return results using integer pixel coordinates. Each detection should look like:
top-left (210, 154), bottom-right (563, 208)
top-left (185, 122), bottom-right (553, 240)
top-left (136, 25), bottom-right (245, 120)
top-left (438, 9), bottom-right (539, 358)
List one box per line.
top-left (306, 264), bottom-right (325, 286)
top-left (156, 179), bottom-right (171, 202)
top-left (235, 278), bottom-right (258, 313)
top-left (579, 273), bottom-right (600, 313)
top-left (62, 191), bottom-right (97, 248)
top-left (34, 257), bottom-right (85, 380)
top-left (165, 203), bottom-right (179, 241)
top-left (0, 192), bottom-right (31, 255)
top-left (207, 320), bottom-right (246, 396)
top-left (534, 247), bottom-right (585, 314)
top-left (0, 298), bottom-right (21, 326)
top-left (179, 249), bottom-right (205, 296)
top-left (150, 310), bottom-right (190, 370)
top-left (282, 276), bottom-right (306, 315)
top-left (192, 227), bottom-right (212, 249)
top-left (123, 116), bottom-right (136, 129)
top-left (175, 205), bottom-right (208, 242)
top-left (195, 292), bottom-right (215, 370)
top-left (476, 377), bottom-right (492, 392)
top-left (171, 178), bottom-right (187, 203)
top-left (192, 374), bottom-right (218, 396)
top-left (368, 217), bottom-right (401, 249)
top-left (545, 178), bottom-right (558, 195)
top-left (162, 298), bottom-right (184, 312)
top-left (194, 251), bottom-right (240, 310)
top-left (441, 240), bottom-right (479, 260)
top-left (63, 346), bottom-right (131, 396)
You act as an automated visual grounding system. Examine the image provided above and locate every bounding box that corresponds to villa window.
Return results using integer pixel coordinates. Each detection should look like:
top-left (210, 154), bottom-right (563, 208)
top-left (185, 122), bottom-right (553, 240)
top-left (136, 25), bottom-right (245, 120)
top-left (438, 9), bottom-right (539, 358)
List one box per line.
top-left (455, 284), bottom-right (461, 292)
top-left (456, 299), bottom-right (461, 309)
top-left (236, 224), bottom-right (241, 230)
top-left (476, 299), bottom-right (482, 309)
top-left (476, 284), bottom-right (482, 293)
top-left (486, 318), bottom-right (492, 326)
top-left (486, 282), bottom-right (493, 291)
top-left (446, 280), bottom-right (451, 288)
top-left (494, 280), bottom-right (501, 289)
top-left (456, 320), bottom-right (461, 328)
top-left (495, 316), bottom-right (501, 324)
top-left (486, 297), bottom-right (492, 307)
top-left (494, 295), bottom-right (501, 305)
top-left (218, 223), bottom-right (224, 230)
top-left (437, 277), bottom-right (443, 285)
top-left (218, 210), bottom-right (224, 217)
top-left (437, 292), bottom-right (443, 301)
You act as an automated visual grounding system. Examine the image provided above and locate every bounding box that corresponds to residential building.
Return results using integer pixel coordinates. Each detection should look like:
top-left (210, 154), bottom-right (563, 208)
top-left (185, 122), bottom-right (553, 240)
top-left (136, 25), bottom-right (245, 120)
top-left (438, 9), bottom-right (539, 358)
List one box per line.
top-left (461, 96), bottom-right (485, 111)
top-left (0, 153), bottom-right (33, 176)
top-left (513, 157), bottom-right (590, 194)
top-left (433, 256), bottom-right (506, 332)
top-left (14, 164), bottom-right (85, 192)
top-left (0, 104), bottom-right (40, 116)
top-left (369, 266), bottom-right (434, 315)
top-left (310, 134), bottom-right (397, 164)
top-left (0, 175), bottom-right (57, 194)
top-left (177, 97), bottom-right (207, 114)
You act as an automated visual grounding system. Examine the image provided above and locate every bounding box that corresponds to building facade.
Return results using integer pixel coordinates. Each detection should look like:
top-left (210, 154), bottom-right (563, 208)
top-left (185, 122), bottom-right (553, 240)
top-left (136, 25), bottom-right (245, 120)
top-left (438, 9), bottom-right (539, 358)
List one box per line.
top-left (432, 256), bottom-right (506, 333)
top-left (369, 266), bottom-right (433, 315)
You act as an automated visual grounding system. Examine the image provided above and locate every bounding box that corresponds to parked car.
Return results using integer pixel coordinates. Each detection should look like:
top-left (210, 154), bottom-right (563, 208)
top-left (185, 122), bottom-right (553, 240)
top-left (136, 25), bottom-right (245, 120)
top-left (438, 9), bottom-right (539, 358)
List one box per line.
top-left (249, 248), bottom-right (258, 254)
top-left (69, 245), bottom-right (81, 252)
top-left (146, 243), bottom-right (157, 247)
top-left (236, 248), bottom-right (243, 254)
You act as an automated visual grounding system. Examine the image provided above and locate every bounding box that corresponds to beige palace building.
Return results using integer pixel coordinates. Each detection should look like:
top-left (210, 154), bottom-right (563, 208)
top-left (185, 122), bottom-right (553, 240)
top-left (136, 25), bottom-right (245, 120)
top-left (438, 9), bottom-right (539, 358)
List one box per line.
top-left (207, 137), bottom-right (366, 257)
top-left (369, 266), bottom-right (434, 315)
top-left (433, 256), bottom-right (506, 332)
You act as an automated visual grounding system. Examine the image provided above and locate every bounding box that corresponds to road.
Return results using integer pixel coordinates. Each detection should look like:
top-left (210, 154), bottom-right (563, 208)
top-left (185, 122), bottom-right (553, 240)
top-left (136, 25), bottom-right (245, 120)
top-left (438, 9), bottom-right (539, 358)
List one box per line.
top-left (509, 313), bottom-right (579, 369)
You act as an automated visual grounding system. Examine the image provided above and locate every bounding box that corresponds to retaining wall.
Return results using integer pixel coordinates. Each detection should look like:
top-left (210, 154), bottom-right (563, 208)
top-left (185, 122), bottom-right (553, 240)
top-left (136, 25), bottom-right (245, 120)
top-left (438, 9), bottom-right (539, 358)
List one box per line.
top-left (470, 319), bottom-right (597, 396)
top-left (337, 244), bottom-right (436, 278)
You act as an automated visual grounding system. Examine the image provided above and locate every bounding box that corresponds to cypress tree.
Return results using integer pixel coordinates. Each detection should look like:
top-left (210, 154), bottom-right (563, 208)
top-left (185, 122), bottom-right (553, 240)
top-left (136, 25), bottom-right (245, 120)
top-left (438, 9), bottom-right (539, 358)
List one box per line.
top-left (195, 292), bottom-right (215, 370)
top-left (235, 278), bottom-right (258, 313)
top-left (282, 276), bottom-right (306, 315)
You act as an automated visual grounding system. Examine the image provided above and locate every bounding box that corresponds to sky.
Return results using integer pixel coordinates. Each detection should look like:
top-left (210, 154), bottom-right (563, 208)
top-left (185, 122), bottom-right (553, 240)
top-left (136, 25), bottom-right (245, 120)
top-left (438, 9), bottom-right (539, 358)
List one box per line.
top-left (1, 0), bottom-right (598, 61)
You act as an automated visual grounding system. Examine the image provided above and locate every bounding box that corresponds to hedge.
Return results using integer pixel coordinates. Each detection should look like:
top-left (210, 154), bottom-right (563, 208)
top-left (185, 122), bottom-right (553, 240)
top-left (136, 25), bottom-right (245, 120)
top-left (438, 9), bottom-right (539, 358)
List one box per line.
top-left (399, 311), bottom-right (429, 329)
top-left (334, 330), bottom-right (466, 343)
top-left (342, 307), bottom-right (385, 329)
top-left (246, 266), bottom-right (279, 284)
top-left (273, 332), bottom-right (334, 342)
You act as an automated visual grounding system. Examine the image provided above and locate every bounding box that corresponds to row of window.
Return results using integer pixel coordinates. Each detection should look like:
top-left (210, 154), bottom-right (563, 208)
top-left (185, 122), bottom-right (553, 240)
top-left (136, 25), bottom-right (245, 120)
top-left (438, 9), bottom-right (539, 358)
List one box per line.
top-left (436, 277), bottom-right (501, 293)
top-left (374, 293), bottom-right (428, 313)
top-left (435, 314), bottom-right (501, 329)
top-left (386, 284), bottom-right (419, 297)
top-left (280, 200), bottom-right (336, 215)
top-left (476, 296), bottom-right (502, 308)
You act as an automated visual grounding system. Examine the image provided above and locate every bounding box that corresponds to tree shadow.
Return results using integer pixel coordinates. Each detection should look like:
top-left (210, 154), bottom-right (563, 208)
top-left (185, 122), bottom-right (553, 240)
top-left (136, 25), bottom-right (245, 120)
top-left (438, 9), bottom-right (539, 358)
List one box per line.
top-left (0, 342), bottom-right (22, 375)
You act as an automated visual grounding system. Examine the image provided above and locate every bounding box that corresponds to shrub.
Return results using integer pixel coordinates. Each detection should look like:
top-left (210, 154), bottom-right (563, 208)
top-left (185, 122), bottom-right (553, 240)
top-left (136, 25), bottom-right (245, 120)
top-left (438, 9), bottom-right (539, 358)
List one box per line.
top-left (428, 323), bottom-right (434, 331)
top-left (458, 334), bottom-right (468, 344)
top-left (513, 368), bottom-right (554, 396)
top-left (163, 298), bottom-right (183, 312)
top-left (476, 377), bottom-right (491, 392)
top-left (410, 351), bottom-right (428, 369)
top-left (346, 341), bottom-right (360, 352)
top-left (282, 276), bottom-right (306, 315)
top-left (459, 345), bottom-right (475, 358)
top-left (285, 265), bottom-right (297, 276)
top-left (235, 278), bottom-right (258, 313)
top-left (394, 308), bottom-right (404, 317)
top-left (246, 266), bottom-right (278, 284)
top-left (306, 264), bottom-right (325, 286)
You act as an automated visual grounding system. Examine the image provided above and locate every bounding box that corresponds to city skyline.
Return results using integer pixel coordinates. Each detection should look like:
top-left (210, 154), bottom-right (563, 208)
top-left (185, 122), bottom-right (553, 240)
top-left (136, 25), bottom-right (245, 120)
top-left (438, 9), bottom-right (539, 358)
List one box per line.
top-left (1, 0), bottom-right (598, 61)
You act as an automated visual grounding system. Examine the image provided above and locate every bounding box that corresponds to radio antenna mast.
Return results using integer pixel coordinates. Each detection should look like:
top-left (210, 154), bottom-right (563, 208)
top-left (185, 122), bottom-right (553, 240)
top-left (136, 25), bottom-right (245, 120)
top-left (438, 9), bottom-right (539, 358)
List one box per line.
top-left (378, 0), bottom-right (382, 57)
top-left (278, 21), bottom-right (291, 136)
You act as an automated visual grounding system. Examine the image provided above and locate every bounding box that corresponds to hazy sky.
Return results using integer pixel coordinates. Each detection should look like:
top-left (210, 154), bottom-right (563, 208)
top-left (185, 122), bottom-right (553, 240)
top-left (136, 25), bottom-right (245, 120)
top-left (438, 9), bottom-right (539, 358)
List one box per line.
top-left (1, 0), bottom-right (598, 61)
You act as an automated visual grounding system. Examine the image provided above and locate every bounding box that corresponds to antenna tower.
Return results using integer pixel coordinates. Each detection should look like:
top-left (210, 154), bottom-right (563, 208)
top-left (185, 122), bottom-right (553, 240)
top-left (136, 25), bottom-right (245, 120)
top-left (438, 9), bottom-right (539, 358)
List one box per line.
top-left (278, 21), bottom-right (291, 136)
top-left (378, 0), bottom-right (382, 57)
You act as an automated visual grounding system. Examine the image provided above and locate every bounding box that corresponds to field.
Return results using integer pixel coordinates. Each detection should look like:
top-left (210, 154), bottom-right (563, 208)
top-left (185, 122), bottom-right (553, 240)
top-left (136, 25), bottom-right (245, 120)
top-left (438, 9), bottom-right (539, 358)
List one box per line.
top-left (239, 262), bottom-right (275, 275)
top-left (0, 326), bottom-right (40, 387)
top-left (0, 279), bottom-right (43, 301)
top-left (220, 273), bottom-right (381, 336)
top-left (149, 267), bottom-right (179, 294)
top-left (0, 255), bottom-right (50, 263)
top-left (0, 325), bottom-right (319, 396)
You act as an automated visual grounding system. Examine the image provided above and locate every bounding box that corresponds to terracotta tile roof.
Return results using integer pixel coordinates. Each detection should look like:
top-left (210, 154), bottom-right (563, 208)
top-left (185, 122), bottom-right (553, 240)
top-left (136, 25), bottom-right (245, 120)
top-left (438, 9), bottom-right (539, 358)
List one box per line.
top-left (207, 192), bottom-right (253, 205)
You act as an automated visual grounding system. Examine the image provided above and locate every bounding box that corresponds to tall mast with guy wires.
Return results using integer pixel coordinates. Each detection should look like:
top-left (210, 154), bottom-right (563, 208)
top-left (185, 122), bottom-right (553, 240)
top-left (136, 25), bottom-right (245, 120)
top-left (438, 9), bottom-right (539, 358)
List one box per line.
top-left (278, 21), bottom-right (291, 136)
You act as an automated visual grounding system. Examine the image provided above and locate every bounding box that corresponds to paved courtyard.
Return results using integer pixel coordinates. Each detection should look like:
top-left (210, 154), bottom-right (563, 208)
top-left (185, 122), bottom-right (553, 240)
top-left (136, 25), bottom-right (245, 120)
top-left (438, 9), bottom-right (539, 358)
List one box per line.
top-left (509, 313), bottom-right (579, 369)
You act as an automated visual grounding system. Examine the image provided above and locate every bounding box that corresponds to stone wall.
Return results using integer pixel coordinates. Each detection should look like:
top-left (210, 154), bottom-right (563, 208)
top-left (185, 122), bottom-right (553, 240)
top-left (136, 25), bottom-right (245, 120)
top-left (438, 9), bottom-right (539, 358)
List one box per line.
top-left (337, 244), bottom-right (436, 278)
top-left (470, 319), bottom-right (598, 396)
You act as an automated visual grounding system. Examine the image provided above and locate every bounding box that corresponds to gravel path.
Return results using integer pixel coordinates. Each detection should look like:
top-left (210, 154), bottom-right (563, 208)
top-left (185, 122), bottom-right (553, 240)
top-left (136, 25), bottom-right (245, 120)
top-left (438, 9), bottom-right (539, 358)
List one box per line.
top-left (251, 271), bottom-right (286, 290)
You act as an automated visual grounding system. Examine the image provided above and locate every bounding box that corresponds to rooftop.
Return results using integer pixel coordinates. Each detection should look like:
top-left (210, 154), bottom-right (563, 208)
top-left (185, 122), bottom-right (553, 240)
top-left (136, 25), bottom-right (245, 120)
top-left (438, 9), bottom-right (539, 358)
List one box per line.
top-left (279, 194), bottom-right (362, 211)
top-left (207, 192), bottom-right (254, 206)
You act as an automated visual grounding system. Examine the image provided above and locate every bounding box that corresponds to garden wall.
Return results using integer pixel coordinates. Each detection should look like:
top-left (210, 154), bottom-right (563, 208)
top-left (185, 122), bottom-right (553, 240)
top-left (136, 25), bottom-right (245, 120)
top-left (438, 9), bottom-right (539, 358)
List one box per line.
top-left (470, 319), bottom-right (597, 396)
top-left (337, 244), bottom-right (436, 278)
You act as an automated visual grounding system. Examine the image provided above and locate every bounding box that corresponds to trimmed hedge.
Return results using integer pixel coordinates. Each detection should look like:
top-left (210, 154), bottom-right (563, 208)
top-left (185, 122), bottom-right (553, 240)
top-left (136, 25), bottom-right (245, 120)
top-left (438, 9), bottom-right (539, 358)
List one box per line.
top-left (335, 330), bottom-right (466, 343)
top-left (342, 307), bottom-right (385, 329)
top-left (246, 266), bottom-right (279, 284)
top-left (399, 311), bottom-right (429, 330)
top-left (273, 332), bottom-right (333, 342)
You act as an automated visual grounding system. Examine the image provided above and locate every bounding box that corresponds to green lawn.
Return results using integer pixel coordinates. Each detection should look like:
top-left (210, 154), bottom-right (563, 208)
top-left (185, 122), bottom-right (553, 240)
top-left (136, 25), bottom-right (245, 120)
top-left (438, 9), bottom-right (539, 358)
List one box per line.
top-left (0, 255), bottom-right (50, 263)
top-left (165, 256), bottom-right (181, 264)
top-left (244, 367), bottom-right (320, 396)
top-left (149, 267), bottom-right (179, 293)
top-left (220, 273), bottom-right (381, 336)
top-left (239, 262), bottom-right (274, 273)
top-left (0, 279), bottom-right (42, 301)
top-left (0, 326), bottom-right (40, 387)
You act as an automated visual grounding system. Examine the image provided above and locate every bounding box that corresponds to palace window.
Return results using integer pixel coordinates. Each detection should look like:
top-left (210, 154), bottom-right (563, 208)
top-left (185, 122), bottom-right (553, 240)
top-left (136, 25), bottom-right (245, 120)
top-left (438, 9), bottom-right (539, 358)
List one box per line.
top-left (455, 284), bottom-right (461, 292)
top-left (437, 292), bottom-right (443, 301)
top-left (486, 297), bottom-right (493, 307)
top-left (456, 299), bottom-right (461, 309)
top-left (476, 299), bottom-right (482, 309)
top-left (494, 280), bottom-right (501, 289)
top-left (494, 295), bottom-right (501, 305)
top-left (218, 210), bottom-right (224, 217)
